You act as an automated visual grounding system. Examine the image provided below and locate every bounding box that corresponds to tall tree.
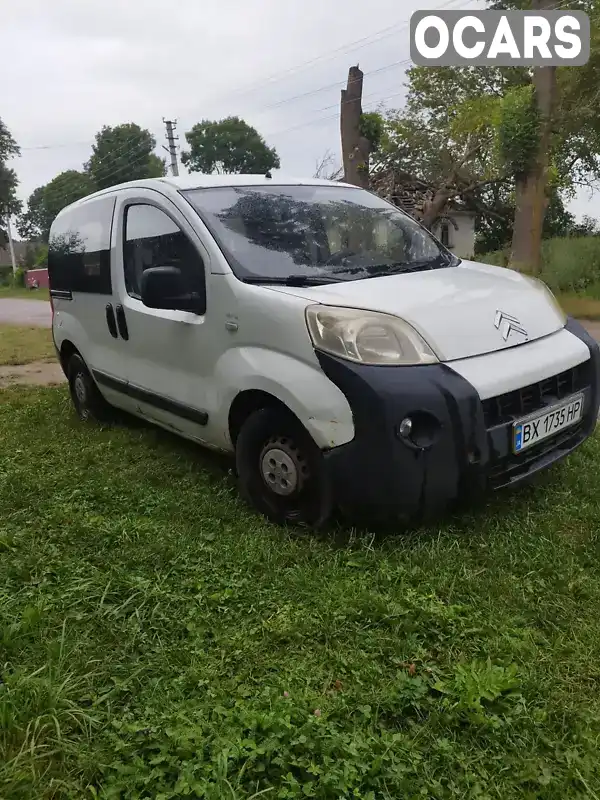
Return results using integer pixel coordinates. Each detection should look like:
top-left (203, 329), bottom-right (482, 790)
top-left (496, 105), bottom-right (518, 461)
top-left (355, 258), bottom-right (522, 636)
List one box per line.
top-left (0, 118), bottom-right (21, 245)
top-left (485, 0), bottom-right (598, 270)
top-left (18, 170), bottom-right (95, 242)
top-left (182, 117), bottom-right (280, 175)
top-left (507, 0), bottom-right (558, 273)
top-left (86, 123), bottom-right (165, 190)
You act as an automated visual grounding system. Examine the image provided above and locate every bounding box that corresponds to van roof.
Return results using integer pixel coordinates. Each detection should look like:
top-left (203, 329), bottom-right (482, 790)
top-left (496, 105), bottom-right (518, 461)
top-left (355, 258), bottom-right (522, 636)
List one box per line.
top-left (158, 174), bottom-right (354, 190)
top-left (63, 173), bottom-right (357, 208)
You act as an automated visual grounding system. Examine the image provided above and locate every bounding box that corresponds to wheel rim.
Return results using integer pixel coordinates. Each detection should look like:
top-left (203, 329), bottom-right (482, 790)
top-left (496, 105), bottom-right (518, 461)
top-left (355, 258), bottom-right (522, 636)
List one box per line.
top-left (259, 436), bottom-right (310, 499)
top-left (74, 373), bottom-right (87, 405)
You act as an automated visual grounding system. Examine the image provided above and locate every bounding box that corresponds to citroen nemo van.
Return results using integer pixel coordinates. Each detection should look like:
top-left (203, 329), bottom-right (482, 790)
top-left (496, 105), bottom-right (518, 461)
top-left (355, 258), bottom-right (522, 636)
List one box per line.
top-left (49, 175), bottom-right (600, 527)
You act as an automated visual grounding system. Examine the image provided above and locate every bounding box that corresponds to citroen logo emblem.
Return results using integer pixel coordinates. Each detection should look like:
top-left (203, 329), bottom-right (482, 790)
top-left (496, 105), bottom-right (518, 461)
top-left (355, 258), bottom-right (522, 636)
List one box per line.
top-left (494, 310), bottom-right (528, 342)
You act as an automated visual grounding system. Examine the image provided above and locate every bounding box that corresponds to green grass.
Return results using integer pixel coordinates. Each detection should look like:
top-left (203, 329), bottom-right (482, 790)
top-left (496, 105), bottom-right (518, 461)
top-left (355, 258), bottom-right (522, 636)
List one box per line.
top-left (0, 325), bottom-right (55, 366)
top-left (0, 285), bottom-right (50, 301)
top-left (3, 387), bottom-right (600, 798)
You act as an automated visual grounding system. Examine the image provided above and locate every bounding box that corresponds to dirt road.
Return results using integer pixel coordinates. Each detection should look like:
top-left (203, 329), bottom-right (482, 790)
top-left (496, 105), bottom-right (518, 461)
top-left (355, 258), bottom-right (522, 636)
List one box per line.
top-left (0, 362), bottom-right (65, 389)
top-left (0, 298), bottom-right (52, 327)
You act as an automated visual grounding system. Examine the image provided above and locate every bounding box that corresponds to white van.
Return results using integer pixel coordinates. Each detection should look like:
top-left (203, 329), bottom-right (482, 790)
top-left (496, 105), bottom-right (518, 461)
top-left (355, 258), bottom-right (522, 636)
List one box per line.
top-left (49, 175), bottom-right (600, 527)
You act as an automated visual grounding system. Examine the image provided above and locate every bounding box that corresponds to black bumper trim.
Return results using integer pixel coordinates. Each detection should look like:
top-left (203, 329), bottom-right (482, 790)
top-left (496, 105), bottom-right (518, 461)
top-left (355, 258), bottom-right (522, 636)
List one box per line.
top-left (317, 317), bottom-right (600, 520)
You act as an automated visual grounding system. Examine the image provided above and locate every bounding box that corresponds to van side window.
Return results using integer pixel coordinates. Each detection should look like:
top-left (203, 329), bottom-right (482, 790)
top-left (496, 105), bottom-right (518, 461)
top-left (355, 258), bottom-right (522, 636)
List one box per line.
top-left (123, 204), bottom-right (206, 304)
top-left (48, 196), bottom-right (116, 295)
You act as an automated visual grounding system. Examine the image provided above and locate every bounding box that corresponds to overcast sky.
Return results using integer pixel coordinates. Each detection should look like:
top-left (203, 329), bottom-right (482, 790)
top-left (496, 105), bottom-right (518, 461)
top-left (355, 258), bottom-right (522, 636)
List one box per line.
top-left (4, 0), bottom-right (596, 227)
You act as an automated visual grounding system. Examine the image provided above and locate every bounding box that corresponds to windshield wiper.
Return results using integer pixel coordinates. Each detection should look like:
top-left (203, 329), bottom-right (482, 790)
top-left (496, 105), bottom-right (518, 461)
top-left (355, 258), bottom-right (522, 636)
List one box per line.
top-left (241, 274), bottom-right (345, 287)
top-left (333, 258), bottom-right (451, 278)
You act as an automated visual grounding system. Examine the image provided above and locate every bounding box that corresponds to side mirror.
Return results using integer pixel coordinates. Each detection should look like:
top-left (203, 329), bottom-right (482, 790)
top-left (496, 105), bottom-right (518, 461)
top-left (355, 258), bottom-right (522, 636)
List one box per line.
top-left (141, 266), bottom-right (203, 313)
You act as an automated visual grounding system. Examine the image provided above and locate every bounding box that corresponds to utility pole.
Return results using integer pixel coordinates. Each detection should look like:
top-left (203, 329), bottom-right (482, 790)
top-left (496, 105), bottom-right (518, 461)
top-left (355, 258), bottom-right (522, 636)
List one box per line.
top-left (4, 215), bottom-right (17, 277)
top-left (163, 119), bottom-right (180, 177)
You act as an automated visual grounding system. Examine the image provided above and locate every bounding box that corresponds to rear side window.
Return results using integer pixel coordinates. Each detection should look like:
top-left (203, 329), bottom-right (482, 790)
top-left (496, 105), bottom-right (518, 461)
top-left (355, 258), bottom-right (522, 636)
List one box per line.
top-left (123, 204), bottom-right (205, 305)
top-left (48, 196), bottom-right (116, 295)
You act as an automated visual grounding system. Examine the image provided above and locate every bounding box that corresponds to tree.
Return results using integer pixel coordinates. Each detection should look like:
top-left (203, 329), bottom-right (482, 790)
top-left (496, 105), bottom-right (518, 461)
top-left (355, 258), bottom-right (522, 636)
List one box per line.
top-left (18, 171), bottom-right (95, 242)
top-left (313, 150), bottom-right (343, 181)
top-left (471, 0), bottom-right (600, 271)
top-left (374, 65), bottom-right (525, 230)
top-left (503, 0), bottom-right (558, 273)
top-left (473, 183), bottom-right (576, 254)
top-left (182, 117), bottom-right (280, 175)
top-left (86, 123), bottom-right (165, 190)
top-left (571, 215), bottom-right (600, 237)
top-left (0, 118), bottom-right (21, 245)
top-left (380, 9), bottom-right (600, 263)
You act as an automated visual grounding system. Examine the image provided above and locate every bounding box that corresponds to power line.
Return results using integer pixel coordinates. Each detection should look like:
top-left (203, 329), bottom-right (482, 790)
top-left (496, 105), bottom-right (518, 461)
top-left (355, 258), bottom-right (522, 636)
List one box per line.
top-left (197, 0), bottom-right (471, 109)
top-left (265, 89), bottom-right (407, 139)
top-left (16, 0), bottom-right (478, 156)
top-left (259, 58), bottom-right (410, 112)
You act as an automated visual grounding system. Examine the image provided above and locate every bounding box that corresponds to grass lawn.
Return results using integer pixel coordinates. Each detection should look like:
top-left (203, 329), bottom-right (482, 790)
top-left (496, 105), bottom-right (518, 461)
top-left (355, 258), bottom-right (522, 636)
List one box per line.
top-left (2, 387), bottom-right (600, 798)
top-left (557, 293), bottom-right (600, 321)
top-left (0, 325), bottom-right (55, 366)
top-left (0, 285), bottom-right (50, 301)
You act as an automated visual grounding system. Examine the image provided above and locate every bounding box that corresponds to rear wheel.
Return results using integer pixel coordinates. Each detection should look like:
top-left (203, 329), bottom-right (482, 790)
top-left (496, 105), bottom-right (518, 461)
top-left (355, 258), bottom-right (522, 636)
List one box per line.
top-left (235, 408), bottom-right (332, 528)
top-left (67, 354), bottom-right (111, 423)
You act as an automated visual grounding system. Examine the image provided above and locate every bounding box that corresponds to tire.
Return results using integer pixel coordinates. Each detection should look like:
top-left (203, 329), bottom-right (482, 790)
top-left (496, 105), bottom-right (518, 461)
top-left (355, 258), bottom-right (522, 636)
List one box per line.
top-left (67, 354), bottom-right (112, 423)
top-left (235, 407), bottom-right (333, 528)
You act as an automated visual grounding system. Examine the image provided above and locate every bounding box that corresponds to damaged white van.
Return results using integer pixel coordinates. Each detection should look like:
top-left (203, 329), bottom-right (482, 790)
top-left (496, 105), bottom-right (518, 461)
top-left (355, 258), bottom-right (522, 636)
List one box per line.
top-left (49, 175), bottom-right (600, 527)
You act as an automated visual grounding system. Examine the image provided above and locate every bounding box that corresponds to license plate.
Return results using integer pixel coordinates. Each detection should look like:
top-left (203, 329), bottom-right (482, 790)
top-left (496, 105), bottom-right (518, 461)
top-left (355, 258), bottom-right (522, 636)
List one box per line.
top-left (513, 393), bottom-right (584, 454)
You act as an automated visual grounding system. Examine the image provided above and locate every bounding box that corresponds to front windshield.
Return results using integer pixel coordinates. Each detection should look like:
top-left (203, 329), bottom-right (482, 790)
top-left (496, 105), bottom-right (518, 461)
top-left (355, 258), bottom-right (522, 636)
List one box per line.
top-left (182, 184), bottom-right (454, 283)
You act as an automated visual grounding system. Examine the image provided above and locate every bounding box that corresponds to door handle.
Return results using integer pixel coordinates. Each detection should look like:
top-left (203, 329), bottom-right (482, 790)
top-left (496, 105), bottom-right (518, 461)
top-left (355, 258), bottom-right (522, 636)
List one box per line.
top-left (105, 304), bottom-right (118, 339)
top-left (115, 305), bottom-right (129, 341)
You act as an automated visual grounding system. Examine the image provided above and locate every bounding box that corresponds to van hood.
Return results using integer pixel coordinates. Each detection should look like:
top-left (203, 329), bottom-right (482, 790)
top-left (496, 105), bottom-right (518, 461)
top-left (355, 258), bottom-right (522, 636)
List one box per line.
top-left (267, 260), bottom-right (566, 362)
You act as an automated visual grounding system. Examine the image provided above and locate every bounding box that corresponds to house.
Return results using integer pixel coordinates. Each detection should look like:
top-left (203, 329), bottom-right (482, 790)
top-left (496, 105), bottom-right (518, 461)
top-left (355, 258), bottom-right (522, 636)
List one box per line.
top-left (0, 240), bottom-right (49, 288)
top-left (369, 167), bottom-right (477, 260)
top-left (431, 210), bottom-right (476, 260)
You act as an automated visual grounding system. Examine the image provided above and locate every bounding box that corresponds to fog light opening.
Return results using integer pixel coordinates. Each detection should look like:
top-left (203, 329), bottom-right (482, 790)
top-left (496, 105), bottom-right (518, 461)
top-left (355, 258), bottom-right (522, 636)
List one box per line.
top-left (397, 411), bottom-right (442, 449)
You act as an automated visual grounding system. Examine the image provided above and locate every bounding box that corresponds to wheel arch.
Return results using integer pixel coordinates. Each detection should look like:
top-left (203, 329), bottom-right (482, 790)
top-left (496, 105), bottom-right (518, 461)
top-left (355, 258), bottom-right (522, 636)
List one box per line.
top-left (58, 339), bottom-right (80, 376)
top-left (216, 347), bottom-right (355, 451)
top-left (228, 389), bottom-right (298, 447)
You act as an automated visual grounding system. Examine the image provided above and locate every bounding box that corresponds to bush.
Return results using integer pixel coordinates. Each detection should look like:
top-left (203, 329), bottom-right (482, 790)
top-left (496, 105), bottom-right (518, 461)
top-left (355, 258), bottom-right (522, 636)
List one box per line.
top-left (12, 267), bottom-right (26, 288)
top-left (541, 236), bottom-right (600, 294)
top-left (478, 249), bottom-right (509, 268)
top-left (0, 264), bottom-right (12, 286)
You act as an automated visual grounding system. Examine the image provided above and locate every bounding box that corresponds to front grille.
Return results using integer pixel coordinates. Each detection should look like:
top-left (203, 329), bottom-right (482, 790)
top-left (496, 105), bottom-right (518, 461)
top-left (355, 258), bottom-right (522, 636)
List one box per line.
top-left (482, 361), bottom-right (591, 428)
top-left (488, 421), bottom-right (585, 489)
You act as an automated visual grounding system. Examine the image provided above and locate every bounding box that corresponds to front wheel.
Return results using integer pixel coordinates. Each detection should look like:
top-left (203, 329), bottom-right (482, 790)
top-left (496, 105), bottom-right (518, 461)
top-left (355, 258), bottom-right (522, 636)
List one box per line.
top-left (235, 408), bottom-right (333, 528)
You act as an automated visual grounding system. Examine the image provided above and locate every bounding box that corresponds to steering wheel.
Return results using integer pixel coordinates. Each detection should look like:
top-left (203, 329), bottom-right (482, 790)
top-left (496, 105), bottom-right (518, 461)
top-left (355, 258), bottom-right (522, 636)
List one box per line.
top-left (324, 248), bottom-right (358, 267)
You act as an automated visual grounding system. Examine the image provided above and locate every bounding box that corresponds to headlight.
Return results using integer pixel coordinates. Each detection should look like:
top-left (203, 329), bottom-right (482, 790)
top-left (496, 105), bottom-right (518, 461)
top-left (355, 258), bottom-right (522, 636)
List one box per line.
top-left (305, 305), bottom-right (438, 366)
top-left (523, 275), bottom-right (567, 325)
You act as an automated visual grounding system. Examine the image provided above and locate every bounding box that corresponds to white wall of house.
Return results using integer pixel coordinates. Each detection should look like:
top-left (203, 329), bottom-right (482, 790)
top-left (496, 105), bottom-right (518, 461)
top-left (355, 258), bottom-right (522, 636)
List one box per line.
top-left (432, 213), bottom-right (476, 259)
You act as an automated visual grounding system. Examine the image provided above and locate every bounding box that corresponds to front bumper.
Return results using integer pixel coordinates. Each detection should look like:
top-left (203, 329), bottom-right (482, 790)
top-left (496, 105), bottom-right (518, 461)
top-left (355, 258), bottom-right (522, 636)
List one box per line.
top-left (318, 318), bottom-right (600, 521)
